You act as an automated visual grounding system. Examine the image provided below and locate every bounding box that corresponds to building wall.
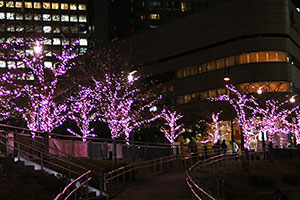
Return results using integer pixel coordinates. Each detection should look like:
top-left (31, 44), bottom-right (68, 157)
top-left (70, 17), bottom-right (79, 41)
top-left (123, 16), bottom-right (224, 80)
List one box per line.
top-left (127, 0), bottom-right (300, 105)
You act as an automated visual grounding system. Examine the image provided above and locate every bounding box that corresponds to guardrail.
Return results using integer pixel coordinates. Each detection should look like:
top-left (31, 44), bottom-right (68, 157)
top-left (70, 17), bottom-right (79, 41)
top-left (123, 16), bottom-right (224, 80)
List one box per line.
top-left (186, 150), bottom-right (269, 200)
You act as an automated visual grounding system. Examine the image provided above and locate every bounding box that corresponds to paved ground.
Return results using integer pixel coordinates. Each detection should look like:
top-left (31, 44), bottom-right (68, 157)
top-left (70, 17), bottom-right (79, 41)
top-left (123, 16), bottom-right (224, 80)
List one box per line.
top-left (112, 172), bottom-right (191, 200)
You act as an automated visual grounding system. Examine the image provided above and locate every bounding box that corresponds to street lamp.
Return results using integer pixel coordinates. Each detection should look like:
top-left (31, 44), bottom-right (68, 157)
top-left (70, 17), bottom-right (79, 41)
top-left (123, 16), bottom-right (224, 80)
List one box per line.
top-left (33, 41), bottom-right (43, 132)
top-left (257, 87), bottom-right (263, 95)
top-left (128, 70), bottom-right (138, 82)
top-left (289, 95), bottom-right (297, 103)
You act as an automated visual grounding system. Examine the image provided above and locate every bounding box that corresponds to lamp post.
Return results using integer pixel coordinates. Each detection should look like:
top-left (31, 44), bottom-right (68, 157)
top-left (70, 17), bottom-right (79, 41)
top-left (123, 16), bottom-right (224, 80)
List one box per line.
top-left (33, 41), bottom-right (43, 132)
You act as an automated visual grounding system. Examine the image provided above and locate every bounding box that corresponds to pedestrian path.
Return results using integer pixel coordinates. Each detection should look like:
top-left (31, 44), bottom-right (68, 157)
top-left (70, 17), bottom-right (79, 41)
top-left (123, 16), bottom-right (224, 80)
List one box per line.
top-left (112, 172), bottom-right (191, 200)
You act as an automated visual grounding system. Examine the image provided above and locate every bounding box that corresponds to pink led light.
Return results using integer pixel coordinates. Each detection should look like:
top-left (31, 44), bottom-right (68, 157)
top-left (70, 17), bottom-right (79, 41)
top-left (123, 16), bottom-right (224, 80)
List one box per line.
top-left (159, 109), bottom-right (184, 145)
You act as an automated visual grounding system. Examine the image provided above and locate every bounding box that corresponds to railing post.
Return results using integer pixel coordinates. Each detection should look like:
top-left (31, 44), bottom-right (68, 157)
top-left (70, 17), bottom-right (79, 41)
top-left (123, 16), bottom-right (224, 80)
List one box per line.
top-left (40, 151), bottom-right (43, 170)
top-left (17, 143), bottom-right (20, 160)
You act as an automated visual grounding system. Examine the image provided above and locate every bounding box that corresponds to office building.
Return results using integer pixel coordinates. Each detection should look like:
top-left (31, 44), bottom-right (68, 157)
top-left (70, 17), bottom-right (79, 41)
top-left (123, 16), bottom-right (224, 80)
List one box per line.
top-left (127, 0), bottom-right (300, 148)
top-left (0, 0), bottom-right (90, 68)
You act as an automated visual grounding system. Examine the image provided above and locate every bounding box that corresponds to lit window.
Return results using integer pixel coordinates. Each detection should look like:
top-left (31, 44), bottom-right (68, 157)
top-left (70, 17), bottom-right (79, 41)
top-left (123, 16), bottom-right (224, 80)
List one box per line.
top-left (6, 13), bottom-right (14, 20)
top-left (184, 95), bottom-right (192, 103)
top-left (43, 14), bottom-right (51, 21)
top-left (53, 27), bottom-right (60, 33)
top-left (62, 39), bottom-right (70, 45)
top-left (78, 4), bottom-right (86, 10)
top-left (181, 2), bottom-right (190, 12)
top-left (70, 4), bottom-right (77, 10)
top-left (183, 67), bottom-right (190, 77)
top-left (149, 14), bottom-right (160, 20)
top-left (44, 61), bottom-right (52, 68)
top-left (207, 61), bottom-right (216, 71)
top-left (80, 47), bottom-right (87, 53)
top-left (0, 12), bottom-right (4, 19)
top-left (53, 38), bottom-right (61, 45)
top-left (6, 1), bottom-right (14, 8)
top-left (191, 65), bottom-right (198, 76)
top-left (34, 2), bottom-right (41, 9)
top-left (7, 25), bottom-right (15, 32)
top-left (25, 14), bottom-right (32, 20)
top-left (7, 61), bottom-right (16, 69)
top-left (226, 56), bottom-right (235, 67)
top-left (216, 58), bottom-right (225, 69)
top-left (16, 25), bottom-right (24, 32)
top-left (45, 39), bottom-right (52, 45)
top-left (15, 2), bottom-right (22, 8)
top-left (52, 14), bottom-right (60, 21)
top-left (43, 2), bottom-right (50, 9)
top-left (61, 15), bottom-right (69, 22)
top-left (0, 1), bottom-right (3, 7)
top-left (43, 26), bottom-right (51, 33)
top-left (17, 61), bottom-right (25, 68)
top-left (79, 39), bottom-right (88, 46)
top-left (61, 3), bottom-right (68, 10)
top-left (70, 15), bottom-right (78, 22)
top-left (46, 52), bottom-right (52, 57)
top-left (34, 14), bottom-right (42, 21)
top-left (199, 63), bottom-right (207, 73)
top-left (239, 53), bottom-right (248, 64)
top-left (16, 13), bottom-right (23, 20)
top-left (257, 52), bottom-right (267, 62)
top-left (25, 2), bottom-right (32, 8)
top-left (79, 15), bottom-right (87, 22)
top-left (52, 3), bottom-right (59, 9)
top-left (140, 15), bottom-right (145, 20)
top-left (0, 61), bottom-right (6, 68)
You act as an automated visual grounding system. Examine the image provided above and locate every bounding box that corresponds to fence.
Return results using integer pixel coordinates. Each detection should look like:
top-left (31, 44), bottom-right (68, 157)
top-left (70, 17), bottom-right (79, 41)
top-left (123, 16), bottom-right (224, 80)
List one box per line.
top-left (186, 150), bottom-right (271, 200)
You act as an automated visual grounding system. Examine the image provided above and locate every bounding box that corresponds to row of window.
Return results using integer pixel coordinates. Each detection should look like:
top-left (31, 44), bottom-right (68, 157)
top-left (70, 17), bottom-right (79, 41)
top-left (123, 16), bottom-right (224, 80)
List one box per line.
top-left (177, 51), bottom-right (288, 79)
top-left (0, 58), bottom-right (87, 69)
top-left (0, 1), bottom-right (86, 11)
top-left (0, 38), bottom-right (87, 47)
top-left (0, 12), bottom-right (87, 22)
top-left (2, 24), bottom-right (87, 34)
top-left (176, 81), bottom-right (291, 104)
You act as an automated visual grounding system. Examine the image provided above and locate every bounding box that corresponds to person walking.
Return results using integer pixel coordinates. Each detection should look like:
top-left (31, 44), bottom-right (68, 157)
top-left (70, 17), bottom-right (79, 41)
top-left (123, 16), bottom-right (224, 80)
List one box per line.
top-left (221, 139), bottom-right (227, 154)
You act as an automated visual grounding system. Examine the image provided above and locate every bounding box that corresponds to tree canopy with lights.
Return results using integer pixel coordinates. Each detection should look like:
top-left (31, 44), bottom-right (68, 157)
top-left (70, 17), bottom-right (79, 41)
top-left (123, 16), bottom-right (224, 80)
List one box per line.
top-left (0, 38), bottom-right (80, 136)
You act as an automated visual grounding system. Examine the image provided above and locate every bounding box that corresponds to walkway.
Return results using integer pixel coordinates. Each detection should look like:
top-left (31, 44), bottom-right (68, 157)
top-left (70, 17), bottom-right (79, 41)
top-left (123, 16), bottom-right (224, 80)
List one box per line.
top-left (112, 172), bottom-right (191, 200)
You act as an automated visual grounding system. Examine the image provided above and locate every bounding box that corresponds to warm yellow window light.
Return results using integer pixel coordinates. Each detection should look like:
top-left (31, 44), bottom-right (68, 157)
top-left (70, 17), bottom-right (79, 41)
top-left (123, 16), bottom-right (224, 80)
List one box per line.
top-left (34, 2), bottom-right (41, 9)
top-left (43, 2), bottom-right (50, 9)
top-left (61, 3), bottom-right (68, 10)
top-left (25, 2), bottom-right (32, 8)
top-left (15, 2), bottom-right (22, 8)
top-left (0, 1), bottom-right (4, 7)
top-left (150, 14), bottom-right (160, 20)
top-left (70, 4), bottom-right (77, 10)
top-left (6, 1), bottom-right (14, 8)
top-left (52, 3), bottom-right (59, 9)
top-left (78, 4), bottom-right (86, 10)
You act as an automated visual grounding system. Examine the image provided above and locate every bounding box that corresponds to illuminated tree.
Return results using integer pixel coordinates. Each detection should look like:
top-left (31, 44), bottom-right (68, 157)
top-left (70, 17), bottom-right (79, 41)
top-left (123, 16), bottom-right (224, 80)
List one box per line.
top-left (290, 110), bottom-right (300, 144)
top-left (94, 73), bottom-right (161, 143)
top-left (67, 86), bottom-right (97, 141)
top-left (160, 109), bottom-right (184, 145)
top-left (0, 38), bottom-right (80, 136)
top-left (257, 100), bottom-right (298, 146)
top-left (200, 111), bottom-right (230, 144)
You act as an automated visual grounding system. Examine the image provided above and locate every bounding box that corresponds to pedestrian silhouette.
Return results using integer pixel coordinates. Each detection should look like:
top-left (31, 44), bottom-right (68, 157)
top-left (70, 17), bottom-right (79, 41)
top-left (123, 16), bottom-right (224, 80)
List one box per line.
top-left (221, 139), bottom-right (227, 154)
top-left (213, 140), bottom-right (221, 155)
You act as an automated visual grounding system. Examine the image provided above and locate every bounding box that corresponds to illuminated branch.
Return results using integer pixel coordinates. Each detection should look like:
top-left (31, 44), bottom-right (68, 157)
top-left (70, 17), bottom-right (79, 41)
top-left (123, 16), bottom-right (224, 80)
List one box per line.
top-left (200, 111), bottom-right (230, 144)
top-left (67, 87), bottom-right (97, 141)
top-left (0, 38), bottom-right (80, 136)
top-left (160, 109), bottom-right (184, 145)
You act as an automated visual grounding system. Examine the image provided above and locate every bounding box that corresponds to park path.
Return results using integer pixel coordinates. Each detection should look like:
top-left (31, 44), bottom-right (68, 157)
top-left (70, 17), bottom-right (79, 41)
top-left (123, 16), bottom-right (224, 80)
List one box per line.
top-left (112, 172), bottom-right (191, 200)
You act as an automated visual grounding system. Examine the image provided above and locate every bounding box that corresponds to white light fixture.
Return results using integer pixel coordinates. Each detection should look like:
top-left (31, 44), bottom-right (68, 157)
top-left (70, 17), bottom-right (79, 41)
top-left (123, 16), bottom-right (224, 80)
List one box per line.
top-left (128, 70), bottom-right (138, 82)
top-left (33, 42), bottom-right (42, 55)
top-left (290, 95), bottom-right (297, 103)
top-left (257, 87), bottom-right (263, 95)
